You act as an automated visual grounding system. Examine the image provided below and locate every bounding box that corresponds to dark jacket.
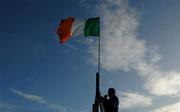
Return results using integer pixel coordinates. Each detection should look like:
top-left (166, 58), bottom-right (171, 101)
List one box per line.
top-left (103, 96), bottom-right (119, 112)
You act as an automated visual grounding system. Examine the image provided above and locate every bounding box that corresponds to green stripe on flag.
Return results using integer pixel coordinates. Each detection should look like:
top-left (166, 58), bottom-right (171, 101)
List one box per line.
top-left (84, 17), bottom-right (100, 37)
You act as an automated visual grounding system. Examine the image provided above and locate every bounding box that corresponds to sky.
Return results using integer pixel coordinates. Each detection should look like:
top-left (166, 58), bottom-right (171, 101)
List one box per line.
top-left (0, 0), bottom-right (180, 112)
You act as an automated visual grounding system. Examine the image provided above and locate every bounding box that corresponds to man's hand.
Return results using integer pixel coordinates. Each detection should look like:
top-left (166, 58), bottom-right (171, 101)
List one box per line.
top-left (104, 95), bottom-right (108, 99)
top-left (99, 96), bottom-right (104, 103)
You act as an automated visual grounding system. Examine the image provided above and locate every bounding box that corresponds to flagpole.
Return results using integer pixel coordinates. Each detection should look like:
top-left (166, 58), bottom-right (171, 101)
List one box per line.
top-left (97, 17), bottom-right (101, 112)
top-left (98, 34), bottom-right (100, 73)
top-left (93, 17), bottom-right (101, 112)
top-left (98, 16), bottom-right (101, 74)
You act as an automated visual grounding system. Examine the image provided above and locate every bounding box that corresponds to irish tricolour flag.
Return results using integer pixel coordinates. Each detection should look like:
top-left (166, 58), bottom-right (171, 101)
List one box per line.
top-left (57, 17), bottom-right (100, 43)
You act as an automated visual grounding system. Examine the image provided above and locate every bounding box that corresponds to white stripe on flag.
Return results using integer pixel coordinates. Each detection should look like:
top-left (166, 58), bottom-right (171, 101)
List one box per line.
top-left (71, 19), bottom-right (85, 37)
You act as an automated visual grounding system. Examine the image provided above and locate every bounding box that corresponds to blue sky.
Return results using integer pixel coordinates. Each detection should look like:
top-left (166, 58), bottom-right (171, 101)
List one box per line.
top-left (0, 0), bottom-right (180, 112)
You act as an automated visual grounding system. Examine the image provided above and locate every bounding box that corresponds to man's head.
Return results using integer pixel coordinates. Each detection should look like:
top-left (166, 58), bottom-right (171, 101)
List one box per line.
top-left (108, 88), bottom-right (116, 98)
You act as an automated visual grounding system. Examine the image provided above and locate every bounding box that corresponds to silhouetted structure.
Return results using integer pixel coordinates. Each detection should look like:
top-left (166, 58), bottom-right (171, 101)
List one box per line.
top-left (92, 72), bottom-right (101, 112)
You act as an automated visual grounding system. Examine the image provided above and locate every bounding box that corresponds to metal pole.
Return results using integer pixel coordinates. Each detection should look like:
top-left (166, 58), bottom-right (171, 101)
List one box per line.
top-left (98, 32), bottom-right (100, 73)
top-left (93, 17), bottom-right (101, 112)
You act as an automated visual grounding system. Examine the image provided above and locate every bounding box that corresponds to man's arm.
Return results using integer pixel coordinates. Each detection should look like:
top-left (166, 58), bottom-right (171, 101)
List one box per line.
top-left (113, 96), bottom-right (119, 112)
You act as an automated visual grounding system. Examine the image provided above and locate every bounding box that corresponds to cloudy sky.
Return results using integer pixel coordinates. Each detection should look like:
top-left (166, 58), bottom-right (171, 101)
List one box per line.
top-left (0, 0), bottom-right (180, 112)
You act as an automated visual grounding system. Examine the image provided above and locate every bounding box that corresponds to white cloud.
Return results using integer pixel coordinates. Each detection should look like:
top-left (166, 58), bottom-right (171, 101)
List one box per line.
top-left (150, 102), bottom-right (180, 112)
top-left (10, 88), bottom-right (66, 112)
top-left (118, 91), bottom-right (152, 109)
top-left (87, 0), bottom-right (180, 97)
top-left (145, 71), bottom-right (180, 96)
top-left (10, 88), bottom-right (46, 103)
top-left (91, 0), bottom-right (147, 72)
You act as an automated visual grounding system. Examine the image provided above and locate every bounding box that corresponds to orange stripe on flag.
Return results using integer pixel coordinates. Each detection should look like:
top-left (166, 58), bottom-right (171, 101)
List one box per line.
top-left (57, 17), bottom-right (75, 43)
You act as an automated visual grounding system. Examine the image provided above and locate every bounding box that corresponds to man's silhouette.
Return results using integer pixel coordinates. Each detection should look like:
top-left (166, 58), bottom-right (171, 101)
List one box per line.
top-left (103, 88), bottom-right (119, 112)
